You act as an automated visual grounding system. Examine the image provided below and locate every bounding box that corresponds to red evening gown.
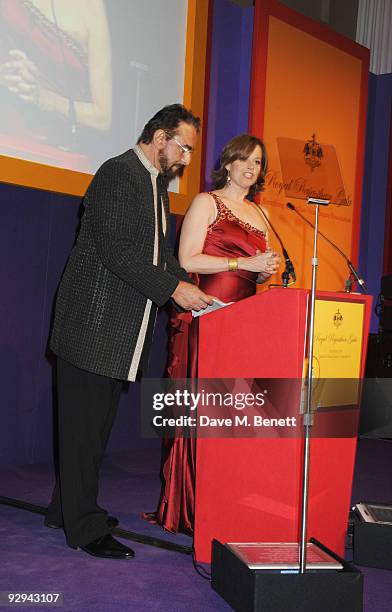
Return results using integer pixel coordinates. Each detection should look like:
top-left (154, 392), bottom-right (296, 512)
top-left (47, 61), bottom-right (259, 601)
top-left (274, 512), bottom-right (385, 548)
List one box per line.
top-left (145, 192), bottom-right (268, 534)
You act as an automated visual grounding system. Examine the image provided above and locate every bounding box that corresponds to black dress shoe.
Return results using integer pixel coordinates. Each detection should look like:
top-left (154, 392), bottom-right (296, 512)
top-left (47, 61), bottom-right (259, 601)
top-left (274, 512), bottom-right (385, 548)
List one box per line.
top-left (78, 534), bottom-right (135, 559)
top-left (106, 516), bottom-right (119, 530)
top-left (45, 516), bottom-right (119, 530)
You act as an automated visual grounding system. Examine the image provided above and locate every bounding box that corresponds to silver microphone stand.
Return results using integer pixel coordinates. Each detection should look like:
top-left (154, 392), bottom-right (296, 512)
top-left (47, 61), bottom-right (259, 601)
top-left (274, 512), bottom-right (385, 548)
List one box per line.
top-left (298, 198), bottom-right (327, 572)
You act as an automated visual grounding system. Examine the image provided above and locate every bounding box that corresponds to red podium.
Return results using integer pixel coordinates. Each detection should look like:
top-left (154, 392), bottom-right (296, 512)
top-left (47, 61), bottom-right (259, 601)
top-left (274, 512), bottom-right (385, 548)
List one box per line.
top-left (194, 288), bottom-right (371, 563)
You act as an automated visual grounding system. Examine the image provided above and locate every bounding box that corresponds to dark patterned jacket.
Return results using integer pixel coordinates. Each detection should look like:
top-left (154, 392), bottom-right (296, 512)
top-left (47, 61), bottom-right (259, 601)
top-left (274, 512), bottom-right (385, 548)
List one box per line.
top-left (50, 148), bottom-right (190, 380)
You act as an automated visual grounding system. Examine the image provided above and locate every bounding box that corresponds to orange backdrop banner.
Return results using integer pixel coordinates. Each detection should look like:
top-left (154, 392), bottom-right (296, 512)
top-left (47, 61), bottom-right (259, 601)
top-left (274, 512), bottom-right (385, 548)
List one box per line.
top-left (250, 0), bottom-right (369, 291)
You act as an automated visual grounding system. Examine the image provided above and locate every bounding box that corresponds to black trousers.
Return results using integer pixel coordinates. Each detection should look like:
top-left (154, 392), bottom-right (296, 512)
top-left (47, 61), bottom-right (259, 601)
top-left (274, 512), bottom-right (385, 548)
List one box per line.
top-left (46, 357), bottom-right (123, 548)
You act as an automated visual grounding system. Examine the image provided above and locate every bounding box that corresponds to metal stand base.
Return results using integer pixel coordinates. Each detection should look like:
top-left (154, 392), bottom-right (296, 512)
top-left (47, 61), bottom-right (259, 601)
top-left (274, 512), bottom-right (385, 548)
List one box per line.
top-left (211, 539), bottom-right (363, 612)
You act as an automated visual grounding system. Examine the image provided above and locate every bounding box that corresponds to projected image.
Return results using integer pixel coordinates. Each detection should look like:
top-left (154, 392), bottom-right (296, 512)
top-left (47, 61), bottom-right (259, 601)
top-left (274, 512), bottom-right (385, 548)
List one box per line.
top-left (0, 0), bottom-right (187, 174)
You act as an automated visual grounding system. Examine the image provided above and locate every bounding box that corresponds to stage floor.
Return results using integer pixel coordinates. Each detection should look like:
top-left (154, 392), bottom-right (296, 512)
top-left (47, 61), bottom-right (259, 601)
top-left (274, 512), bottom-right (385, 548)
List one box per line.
top-left (0, 439), bottom-right (391, 611)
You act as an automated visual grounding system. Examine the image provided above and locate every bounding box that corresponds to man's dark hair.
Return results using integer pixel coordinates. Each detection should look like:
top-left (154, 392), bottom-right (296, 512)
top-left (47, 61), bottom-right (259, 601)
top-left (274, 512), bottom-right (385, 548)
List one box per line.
top-left (137, 104), bottom-right (200, 144)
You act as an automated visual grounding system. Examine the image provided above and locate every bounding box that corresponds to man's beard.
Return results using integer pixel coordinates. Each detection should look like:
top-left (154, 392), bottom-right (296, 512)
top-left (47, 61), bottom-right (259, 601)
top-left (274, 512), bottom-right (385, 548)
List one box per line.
top-left (159, 151), bottom-right (185, 181)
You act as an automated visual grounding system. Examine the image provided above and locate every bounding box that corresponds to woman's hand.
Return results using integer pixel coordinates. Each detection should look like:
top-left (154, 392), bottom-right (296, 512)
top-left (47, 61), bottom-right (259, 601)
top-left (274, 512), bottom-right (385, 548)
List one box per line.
top-left (1, 50), bottom-right (44, 107)
top-left (239, 249), bottom-right (281, 274)
top-left (1, 23), bottom-right (112, 131)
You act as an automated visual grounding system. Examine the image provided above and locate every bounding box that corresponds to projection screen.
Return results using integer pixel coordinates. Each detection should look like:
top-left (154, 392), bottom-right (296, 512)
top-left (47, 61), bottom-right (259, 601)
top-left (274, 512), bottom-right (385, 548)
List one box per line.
top-left (0, 0), bottom-right (209, 207)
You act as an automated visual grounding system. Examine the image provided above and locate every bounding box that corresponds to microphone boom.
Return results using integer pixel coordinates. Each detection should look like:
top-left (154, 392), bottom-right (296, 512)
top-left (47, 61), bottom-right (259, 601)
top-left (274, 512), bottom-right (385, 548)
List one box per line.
top-left (286, 202), bottom-right (367, 293)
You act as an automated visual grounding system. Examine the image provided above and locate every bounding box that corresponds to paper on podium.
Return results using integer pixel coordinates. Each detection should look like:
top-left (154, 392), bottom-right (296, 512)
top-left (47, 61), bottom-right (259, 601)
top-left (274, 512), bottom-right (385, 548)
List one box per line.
top-left (192, 298), bottom-right (233, 318)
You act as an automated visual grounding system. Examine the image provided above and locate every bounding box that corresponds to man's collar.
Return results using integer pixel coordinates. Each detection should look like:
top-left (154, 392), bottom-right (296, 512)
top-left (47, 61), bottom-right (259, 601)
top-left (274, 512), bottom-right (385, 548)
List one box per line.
top-left (133, 144), bottom-right (159, 177)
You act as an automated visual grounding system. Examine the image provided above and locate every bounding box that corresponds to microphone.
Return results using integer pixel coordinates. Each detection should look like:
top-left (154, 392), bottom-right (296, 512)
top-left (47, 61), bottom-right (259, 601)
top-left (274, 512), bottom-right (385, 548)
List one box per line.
top-left (256, 205), bottom-right (296, 287)
top-left (280, 246), bottom-right (296, 288)
top-left (286, 202), bottom-right (367, 293)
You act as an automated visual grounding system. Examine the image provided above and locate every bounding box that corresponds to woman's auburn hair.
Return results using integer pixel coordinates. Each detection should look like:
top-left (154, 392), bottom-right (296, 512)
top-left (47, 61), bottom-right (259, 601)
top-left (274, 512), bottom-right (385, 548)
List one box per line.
top-left (211, 133), bottom-right (268, 200)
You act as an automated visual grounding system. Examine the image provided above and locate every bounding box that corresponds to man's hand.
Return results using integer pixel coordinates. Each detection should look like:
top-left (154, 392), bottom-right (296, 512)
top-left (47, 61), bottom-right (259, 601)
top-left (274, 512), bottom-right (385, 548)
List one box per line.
top-left (172, 281), bottom-right (214, 311)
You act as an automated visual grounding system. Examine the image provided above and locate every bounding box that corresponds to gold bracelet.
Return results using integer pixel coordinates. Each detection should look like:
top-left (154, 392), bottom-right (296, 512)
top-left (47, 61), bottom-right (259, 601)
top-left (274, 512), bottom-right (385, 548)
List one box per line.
top-left (228, 258), bottom-right (238, 271)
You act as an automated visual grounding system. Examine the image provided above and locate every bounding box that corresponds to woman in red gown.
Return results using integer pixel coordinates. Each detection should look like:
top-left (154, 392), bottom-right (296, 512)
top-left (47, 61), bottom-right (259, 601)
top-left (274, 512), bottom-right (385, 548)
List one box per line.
top-left (145, 134), bottom-right (281, 534)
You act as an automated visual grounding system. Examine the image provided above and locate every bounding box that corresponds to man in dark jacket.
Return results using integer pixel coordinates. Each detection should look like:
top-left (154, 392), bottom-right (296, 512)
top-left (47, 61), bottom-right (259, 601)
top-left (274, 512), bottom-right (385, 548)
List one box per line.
top-left (45, 104), bottom-right (212, 559)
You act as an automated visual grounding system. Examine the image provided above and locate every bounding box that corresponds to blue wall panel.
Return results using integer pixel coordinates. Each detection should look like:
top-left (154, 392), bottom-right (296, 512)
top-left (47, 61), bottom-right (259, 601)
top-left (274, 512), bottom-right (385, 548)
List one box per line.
top-left (204, 0), bottom-right (254, 189)
top-left (359, 73), bottom-right (392, 331)
top-left (0, 182), bottom-right (162, 467)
